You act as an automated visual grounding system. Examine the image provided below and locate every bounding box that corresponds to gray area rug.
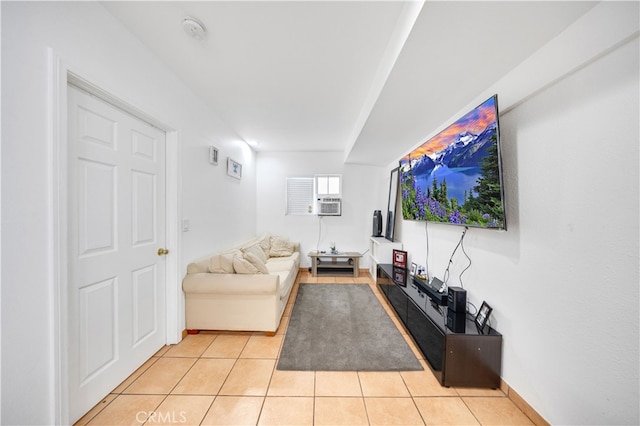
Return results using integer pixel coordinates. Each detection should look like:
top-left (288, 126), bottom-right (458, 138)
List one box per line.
top-left (277, 284), bottom-right (423, 371)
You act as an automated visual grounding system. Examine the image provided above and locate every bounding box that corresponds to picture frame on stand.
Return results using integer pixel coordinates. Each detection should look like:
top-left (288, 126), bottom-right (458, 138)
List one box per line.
top-left (392, 249), bottom-right (407, 268)
top-left (475, 301), bottom-right (493, 331)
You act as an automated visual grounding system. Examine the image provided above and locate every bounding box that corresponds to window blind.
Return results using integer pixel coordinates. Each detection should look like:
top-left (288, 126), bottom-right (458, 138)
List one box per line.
top-left (286, 177), bottom-right (314, 215)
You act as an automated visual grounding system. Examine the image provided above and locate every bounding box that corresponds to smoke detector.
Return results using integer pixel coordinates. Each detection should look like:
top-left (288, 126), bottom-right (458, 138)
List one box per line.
top-left (183, 17), bottom-right (206, 41)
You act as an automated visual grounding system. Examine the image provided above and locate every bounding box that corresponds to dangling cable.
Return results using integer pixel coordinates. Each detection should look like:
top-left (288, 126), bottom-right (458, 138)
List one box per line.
top-left (443, 226), bottom-right (468, 286)
top-left (459, 228), bottom-right (472, 289)
top-left (425, 221), bottom-right (431, 280)
top-left (316, 216), bottom-right (323, 252)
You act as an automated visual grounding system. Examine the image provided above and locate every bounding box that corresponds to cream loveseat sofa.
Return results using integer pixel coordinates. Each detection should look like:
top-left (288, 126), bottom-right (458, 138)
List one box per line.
top-left (182, 235), bottom-right (300, 334)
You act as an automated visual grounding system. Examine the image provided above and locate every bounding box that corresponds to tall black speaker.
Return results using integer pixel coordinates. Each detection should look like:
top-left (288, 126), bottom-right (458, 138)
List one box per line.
top-left (447, 286), bottom-right (467, 312)
top-left (372, 210), bottom-right (382, 237)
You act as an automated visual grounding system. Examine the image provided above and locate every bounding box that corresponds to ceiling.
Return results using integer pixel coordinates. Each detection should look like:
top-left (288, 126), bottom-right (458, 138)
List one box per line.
top-left (101, 1), bottom-right (597, 166)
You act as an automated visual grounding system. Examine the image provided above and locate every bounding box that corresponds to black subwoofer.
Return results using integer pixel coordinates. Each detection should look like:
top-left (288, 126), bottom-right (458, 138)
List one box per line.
top-left (447, 286), bottom-right (467, 312)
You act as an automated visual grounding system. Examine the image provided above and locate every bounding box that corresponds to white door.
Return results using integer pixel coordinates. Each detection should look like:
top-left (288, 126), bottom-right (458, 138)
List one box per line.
top-left (67, 85), bottom-right (167, 423)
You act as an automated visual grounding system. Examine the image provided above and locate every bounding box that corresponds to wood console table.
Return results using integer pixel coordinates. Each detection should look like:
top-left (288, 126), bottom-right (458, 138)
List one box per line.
top-left (308, 251), bottom-right (362, 277)
top-left (377, 263), bottom-right (502, 388)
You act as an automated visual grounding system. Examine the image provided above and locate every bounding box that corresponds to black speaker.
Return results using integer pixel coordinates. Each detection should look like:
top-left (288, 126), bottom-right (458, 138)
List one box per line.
top-left (446, 309), bottom-right (466, 333)
top-left (372, 210), bottom-right (382, 237)
top-left (447, 286), bottom-right (467, 312)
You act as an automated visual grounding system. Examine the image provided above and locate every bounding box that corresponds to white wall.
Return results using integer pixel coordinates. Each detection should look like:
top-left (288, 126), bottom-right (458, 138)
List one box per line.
top-left (1, 2), bottom-right (256, 424)
top-left (387, 6), bottom-right (639, 425)
top-left (256, 151), bottom-right (385, 267)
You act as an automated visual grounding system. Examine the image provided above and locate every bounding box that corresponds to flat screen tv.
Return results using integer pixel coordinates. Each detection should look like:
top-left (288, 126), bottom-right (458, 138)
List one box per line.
top-left (399, 95), bottom-right (506, 229)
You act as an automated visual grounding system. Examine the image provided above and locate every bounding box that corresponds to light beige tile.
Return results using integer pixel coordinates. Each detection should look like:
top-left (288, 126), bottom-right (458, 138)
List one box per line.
top-left (145, 395), bottom-right (214, 425)
top-left (315, 371), bottom-right (362, 397)
top-left (123, 357), bottom-right (195, 394)
top-left (275, 315), bottom-right (290, 335)
top-left (112, 357), bottom-right (160, 394)
top-left (454, 386), bottom-right (505, 397)
top-left (358, 371), bottom-right (410, 397)
top-left (315, 397), bottom-right (369, 426)
top-left (315, 276), bottom-right (338, 283)
top-left (283, 302), bottom-right (295, 317)
top-left (74, 393), bottom-right (118, 425)
top-left (463, 396), bottom-right (534, 425)
top-left (335, 276), bottom-right (357, 283)
top-left (172, 358), bottom-right (235, 395)
top-left (200, 396), bottom-right (264, 426)
top-left (154, 345), bottom-right (171, 357)
top-left (258, 396), bottom-right (314, 425)
top-left (267, 370), bottom-right (315, 396)
top-left (219, 359), bottom-right (275, 396)
top-left (201, 334), bottom-right (249, 358)
top-left (163, 334), bottom-right (216, 358)
top-left (240, 334), bottom-right (283, 359)
top-left (86, 394), bottom-right (164, 425)
top-left (364, 397), bottom-right (424, 425)
top-left (401, 368), bottom-right (458, 397)
top-left (414, 397), bottom-right (479, 425)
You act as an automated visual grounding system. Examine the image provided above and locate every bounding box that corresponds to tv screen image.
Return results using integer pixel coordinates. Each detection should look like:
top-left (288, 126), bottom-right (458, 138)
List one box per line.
top-left (399, 95), bottom-right (506, 229)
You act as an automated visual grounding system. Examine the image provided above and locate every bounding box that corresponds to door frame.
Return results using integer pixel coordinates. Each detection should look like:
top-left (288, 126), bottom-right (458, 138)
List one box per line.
top-left (48, 50), bottom-right (182, 425)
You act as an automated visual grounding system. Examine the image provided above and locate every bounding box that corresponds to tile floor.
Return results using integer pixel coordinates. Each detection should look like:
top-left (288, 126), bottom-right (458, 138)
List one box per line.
top-left (75, 271), bottom-right (535, 426)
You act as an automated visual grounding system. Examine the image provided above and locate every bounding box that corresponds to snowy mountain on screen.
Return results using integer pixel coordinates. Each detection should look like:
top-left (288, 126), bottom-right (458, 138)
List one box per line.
top-left (438, 122), bottom-right (497, 169)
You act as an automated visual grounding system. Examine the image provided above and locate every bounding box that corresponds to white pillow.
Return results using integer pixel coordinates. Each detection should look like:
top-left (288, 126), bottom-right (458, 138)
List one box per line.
top-left (270, 236), bottom-right (294, 257)
top-left (243, 252), bottom-right (269, 274)
top-left (233, 255), bottom-right (259, 274)
top-left (258, 234), bottom-right (271, 257)
top-left (209, 250), bottom-right (240, 274)
top-left (243, 244), bottom-right (267, 264)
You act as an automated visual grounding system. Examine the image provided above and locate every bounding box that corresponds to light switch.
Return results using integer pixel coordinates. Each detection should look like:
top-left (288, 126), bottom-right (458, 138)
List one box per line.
top-left (182, 219), bottom-right (190, 232)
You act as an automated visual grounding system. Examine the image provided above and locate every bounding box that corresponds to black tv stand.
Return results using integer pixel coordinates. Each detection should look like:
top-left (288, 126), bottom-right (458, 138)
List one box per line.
top-left (377, 264), bottom-right (502, 388)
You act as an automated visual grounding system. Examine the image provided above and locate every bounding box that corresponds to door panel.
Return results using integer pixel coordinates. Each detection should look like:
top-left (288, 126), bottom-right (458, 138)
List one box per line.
top-left (67, 85), bottom-right (166, 423)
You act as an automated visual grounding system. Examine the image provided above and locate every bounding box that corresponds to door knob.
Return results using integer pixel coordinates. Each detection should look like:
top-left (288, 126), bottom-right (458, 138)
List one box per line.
top-left (157, 248), bottom-right (169, 256)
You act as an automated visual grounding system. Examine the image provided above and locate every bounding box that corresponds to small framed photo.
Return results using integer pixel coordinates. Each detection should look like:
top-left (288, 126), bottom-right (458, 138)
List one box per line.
top-left (410, 262), bottom-right (417, 276)
top-left (227, 157), bottom-right (242, 179)
top-left (392, 249), bottom-right (407, 268)
top-left (475, 301), bottom-right (493, 330)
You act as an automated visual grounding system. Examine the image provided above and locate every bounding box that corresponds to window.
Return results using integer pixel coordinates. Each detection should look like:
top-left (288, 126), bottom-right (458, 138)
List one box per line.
top-left (315, 174), bottom-right (341, 197)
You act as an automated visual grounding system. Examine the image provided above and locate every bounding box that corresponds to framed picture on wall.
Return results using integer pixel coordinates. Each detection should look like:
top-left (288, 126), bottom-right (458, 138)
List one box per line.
top-left (227, 158), bottom-right (242, 179)
top-left (392, 249), bottom-right (407, 268)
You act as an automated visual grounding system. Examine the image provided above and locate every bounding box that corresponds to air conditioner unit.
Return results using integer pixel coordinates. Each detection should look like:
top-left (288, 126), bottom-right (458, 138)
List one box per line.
top-left (317, 198), bottom-right (341, 216)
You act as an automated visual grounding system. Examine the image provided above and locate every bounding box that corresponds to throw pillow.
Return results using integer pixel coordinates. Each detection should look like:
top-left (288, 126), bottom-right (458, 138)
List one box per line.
top-left (232, 255), bottom-right (260, 274)
top-left (243, 243), bottom-right (268, 264)
top-left (209, 250), bottom-right (240, 274)
top-left (243, 252), bottom-right (269, 274)
top-left (258, 234), bottom-right (271, 257)
top-left (270, 236), bottom-right (294, 257)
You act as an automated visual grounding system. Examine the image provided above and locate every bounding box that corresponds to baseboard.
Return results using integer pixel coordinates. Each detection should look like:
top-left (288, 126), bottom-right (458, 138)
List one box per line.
top-left (181, 329), bottom-right (188, 340)
top-left (500, 379), bottom-right (550, 426)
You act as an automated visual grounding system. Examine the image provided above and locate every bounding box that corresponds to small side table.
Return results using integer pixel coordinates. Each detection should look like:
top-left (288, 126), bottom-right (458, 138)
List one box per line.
top-left (308, 251), bottom-right (363, 277)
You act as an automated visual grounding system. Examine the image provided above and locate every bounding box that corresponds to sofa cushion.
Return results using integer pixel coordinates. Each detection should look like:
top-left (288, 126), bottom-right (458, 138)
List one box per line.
top-left (243, 243), bottom-right (268, 264)
top-left (209, 250), bottom-right (240, 274)
top-left (266, 258), bottom-right (295, 273)
top-left (270, 236), bottom-right (295, 257)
